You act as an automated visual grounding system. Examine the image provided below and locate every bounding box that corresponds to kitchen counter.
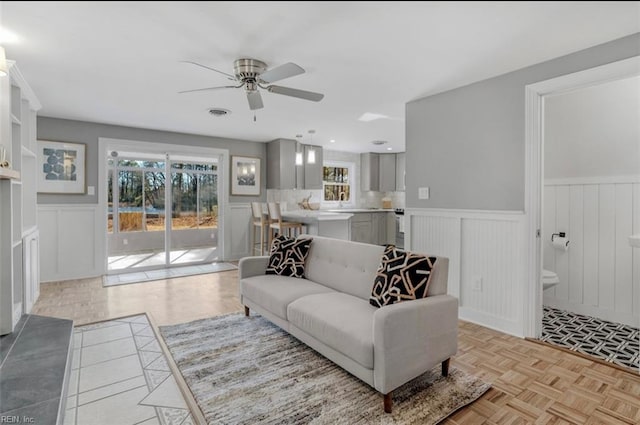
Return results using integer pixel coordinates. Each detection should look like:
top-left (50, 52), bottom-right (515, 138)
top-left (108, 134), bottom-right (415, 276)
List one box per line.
top-left (324, 208), bottom-right (395, 213)
top-left (282, 211), bottom-right (353, 240)
top-left (282, 210), bottom-right (353, 222)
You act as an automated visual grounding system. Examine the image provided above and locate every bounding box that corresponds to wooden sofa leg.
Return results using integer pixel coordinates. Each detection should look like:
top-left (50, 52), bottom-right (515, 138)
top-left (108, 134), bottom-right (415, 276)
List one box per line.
top-left (442, 358), bottom-right (450, 377)
top-left (383, 392), bottom-right (393, 413)
top-left (244, 306), bottom-right (250, 317)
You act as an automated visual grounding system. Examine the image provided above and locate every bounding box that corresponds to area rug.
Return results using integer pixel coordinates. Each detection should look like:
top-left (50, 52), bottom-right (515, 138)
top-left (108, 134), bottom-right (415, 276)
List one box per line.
top-left (103, 262), bottom-right (237, 287)
top-left (159, 313), bottom-right (490, 424)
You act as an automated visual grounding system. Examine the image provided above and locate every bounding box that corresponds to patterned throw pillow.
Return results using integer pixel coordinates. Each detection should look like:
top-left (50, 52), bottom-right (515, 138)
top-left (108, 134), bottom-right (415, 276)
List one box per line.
top-left (265, 234), bottom-right (313, 278)
top-left (369, 245), bottom-right (437, 308)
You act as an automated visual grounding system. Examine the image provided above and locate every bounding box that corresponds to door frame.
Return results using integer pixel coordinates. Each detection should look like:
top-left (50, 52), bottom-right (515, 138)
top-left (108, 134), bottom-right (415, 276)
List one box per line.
top-left (523, 56), bottom-right (640, 337)
top-left (98, 137), bottom-right (229, 275)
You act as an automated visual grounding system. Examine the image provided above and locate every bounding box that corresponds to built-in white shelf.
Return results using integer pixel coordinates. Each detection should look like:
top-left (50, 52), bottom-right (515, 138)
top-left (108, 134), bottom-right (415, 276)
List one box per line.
top-left (0, 168), bottom-right (21, 180)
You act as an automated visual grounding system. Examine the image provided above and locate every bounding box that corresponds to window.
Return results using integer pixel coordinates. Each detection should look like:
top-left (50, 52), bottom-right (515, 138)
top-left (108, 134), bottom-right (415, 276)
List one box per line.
top-left (322, 160), bottom-right (355, 207)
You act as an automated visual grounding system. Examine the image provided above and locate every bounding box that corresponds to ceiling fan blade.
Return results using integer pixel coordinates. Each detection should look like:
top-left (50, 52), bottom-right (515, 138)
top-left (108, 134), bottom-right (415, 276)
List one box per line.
top-left (259, 62), bottom-right (305, 83)
top-left (247, 91), bottom-right (264, 110)
top-left (267, 85), bottom-right (324, 102)
top-left (178, 85), bottom-right (238, 94)
top-left (180, 61), bottom-right (237, 81)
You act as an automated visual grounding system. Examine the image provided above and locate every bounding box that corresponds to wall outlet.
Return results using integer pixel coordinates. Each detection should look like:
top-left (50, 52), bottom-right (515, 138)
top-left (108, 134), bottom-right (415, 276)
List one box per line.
top-left (472, 276), bottom-right (483, 292)
top-left (418, 187), bottom-right (430, 199)
top-left (123, 239), bottom-right (128, 245)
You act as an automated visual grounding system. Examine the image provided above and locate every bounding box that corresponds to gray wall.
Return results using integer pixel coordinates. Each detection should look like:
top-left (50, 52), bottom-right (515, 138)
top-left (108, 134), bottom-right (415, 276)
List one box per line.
top-left (406, 33), bottom-right (640, 210)
top-left (37, 117), bottom-right (267, 204)
top-left (545, 76), bottom-right (640, 179)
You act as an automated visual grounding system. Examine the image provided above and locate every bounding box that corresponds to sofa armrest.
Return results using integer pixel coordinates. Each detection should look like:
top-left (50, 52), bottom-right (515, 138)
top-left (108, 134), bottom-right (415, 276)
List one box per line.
top-left (238, 256), bottom-right (269, 279)
top-left (372, 295), bottom-right (459, 394)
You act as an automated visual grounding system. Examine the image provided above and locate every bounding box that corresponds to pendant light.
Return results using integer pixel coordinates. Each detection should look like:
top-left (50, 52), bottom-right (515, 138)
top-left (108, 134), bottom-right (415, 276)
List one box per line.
top-left (295, 134), bottom-right (303, 166)
top-left (307, 130), bottom-right (316, 164)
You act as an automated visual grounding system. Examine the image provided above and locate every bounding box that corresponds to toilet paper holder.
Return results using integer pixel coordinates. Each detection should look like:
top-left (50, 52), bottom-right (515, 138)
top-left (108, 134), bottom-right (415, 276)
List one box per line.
top-left (551, 232), bottom-right (569, 248)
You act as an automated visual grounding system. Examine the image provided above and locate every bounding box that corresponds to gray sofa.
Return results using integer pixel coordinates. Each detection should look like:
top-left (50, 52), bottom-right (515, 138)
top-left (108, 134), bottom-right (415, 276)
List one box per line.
top-left (238, 235), bottom-right (458, 413)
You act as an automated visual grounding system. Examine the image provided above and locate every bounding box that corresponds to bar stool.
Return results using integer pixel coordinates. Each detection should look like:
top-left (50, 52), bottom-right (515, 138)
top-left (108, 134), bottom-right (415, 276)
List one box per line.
top-left (267, 202), bottom-right (304, 246)
top-left (250, 202), bottom-right (268, 255)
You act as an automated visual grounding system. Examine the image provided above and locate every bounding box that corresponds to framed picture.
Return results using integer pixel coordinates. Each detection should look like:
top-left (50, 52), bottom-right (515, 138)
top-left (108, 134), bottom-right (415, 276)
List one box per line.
top-left (231, 155), bottom-right (260, 196)
top-left (37, 140), bottom-right (86, 194)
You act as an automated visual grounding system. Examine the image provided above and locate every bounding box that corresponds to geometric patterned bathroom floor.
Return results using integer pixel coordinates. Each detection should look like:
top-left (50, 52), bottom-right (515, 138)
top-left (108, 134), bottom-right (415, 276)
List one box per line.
top-left (64, 314), bottom-right (195, 425)
top-left (541, 306), bottom-right (640, 372)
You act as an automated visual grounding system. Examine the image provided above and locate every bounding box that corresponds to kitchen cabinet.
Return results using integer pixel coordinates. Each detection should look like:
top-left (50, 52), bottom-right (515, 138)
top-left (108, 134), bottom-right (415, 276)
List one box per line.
top-left (267, 139), bottom-right (323, 190)
top-left (360, 153), bottom-right (379, 191)
top-left (350, 213), bottom-right (373, 244)
top-left (267, 138), bottom-right (297, 189)
top-left (361, 152), bottom-right (397, 192)
top-left (395, 152), bottom-right (406, 191)
top-left (379, 153), bottom-right (396, 192)
top-left (348, 211), bottom-right (393, 245)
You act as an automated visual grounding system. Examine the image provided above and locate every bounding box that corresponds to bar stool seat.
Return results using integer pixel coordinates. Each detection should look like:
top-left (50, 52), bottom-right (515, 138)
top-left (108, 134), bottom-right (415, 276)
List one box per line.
top-left (250, 202), bottom-right (268, 255)
top-left (267, 202), bottom-right (304, 246)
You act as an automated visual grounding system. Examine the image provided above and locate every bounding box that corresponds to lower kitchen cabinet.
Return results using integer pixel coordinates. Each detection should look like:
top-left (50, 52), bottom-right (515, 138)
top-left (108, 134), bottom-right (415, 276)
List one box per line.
top-left (349, 212), bottom-right (393, 245)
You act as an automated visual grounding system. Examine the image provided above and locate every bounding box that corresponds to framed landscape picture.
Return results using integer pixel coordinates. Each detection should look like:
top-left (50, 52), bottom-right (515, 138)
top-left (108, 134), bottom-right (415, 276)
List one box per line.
top-left (231, 155), bottom-right (260, 196)
top-left (37, 140), bottom-right (86, 194)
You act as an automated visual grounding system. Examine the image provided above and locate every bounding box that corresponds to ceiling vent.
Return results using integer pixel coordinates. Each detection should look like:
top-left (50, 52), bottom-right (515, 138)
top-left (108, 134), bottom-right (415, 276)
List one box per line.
top-left (208, 108), bottom-right (231, 117)
top-left (371, 140), bottom-right (387, 146)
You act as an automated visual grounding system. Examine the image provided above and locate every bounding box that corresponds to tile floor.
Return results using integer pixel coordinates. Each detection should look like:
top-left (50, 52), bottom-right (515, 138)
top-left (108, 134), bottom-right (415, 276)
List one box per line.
top-left (103, 262), bottom-right (237, 287)
top-left (108, 247), bottom-right (218, 272)
top-left (541, 305), bottom-right (640, 371)
top-left (65, 314), bottom-right (194, 425)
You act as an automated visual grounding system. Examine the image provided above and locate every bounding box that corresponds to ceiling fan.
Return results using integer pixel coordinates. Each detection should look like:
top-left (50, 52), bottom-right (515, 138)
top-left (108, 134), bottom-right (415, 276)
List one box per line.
top-left (179, 58), bottom-right (324, 110)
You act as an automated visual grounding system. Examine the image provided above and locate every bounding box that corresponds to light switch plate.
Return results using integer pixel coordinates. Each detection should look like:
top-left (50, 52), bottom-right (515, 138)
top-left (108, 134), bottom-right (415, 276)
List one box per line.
top-left (418, 187), bottom-right (430, 199)
top-left (87, 186), bottom-right (95, 195)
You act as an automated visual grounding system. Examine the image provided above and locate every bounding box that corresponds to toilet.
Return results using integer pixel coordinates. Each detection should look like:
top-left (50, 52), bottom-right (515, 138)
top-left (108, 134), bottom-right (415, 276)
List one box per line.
top-left (543, 269), bottom-right (560, 291)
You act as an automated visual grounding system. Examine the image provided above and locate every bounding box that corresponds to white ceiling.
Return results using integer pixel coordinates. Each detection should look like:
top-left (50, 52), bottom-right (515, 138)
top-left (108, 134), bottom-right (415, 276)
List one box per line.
top-left (2, 1), bottom-right (639, 153)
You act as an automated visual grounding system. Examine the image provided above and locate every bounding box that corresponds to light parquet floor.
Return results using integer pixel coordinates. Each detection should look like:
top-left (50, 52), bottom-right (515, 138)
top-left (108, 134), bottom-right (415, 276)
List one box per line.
top-left (33, 271), bottom-right (640, 424)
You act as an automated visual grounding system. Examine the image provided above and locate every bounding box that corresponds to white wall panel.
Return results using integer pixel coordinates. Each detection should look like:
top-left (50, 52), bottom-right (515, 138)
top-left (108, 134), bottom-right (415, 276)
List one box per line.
top-left (543, 178), bottom-right (639, 327)
top-left (408, 209), bottom-right (525, 336)
top-left (38, 205), bottom-right (101, 282)
top-left (227, 203), bottom-right (252, 260)
top-left (409, 215), bottom-right (460, 298)
top-left (598, 184), bottom-right (616, 311)
top-left (582, 185), bottom-right (599, 307)
top-left (614, 184), bottom-right (633, 315)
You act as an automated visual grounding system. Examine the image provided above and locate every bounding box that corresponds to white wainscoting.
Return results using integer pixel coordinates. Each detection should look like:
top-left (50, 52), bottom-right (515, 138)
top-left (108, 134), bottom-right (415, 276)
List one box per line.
top-left (38, 204), bottom-right (103, 282)
top-left (543, 177), bottom-right (639, 327)
top-left (225, 203), bottom-right (252, 261)
top-left (407, 209), bottom-right (527, 337)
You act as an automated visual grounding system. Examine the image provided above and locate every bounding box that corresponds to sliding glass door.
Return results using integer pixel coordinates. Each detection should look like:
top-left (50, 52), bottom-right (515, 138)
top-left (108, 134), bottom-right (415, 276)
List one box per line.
top-left (107, 152), bottom-right (220, 273)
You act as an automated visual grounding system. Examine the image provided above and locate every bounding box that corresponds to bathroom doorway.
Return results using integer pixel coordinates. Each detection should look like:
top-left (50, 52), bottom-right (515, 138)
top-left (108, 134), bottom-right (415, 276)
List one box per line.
top-left (525, 59), bottom-right (640, 371)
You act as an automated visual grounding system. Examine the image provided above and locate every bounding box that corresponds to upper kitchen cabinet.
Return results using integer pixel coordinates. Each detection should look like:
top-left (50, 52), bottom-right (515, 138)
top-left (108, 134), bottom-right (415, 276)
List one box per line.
top-left (267, 139), bottom-right (323, 190)
top-left (379, 153), bottom-right (396, 192)
top-left (361, 153), bottom-right (380, 191)
top-left (303, 144), bottom-right (323, 190)
top-left (395, 152), bottom-right (406, 191)
top-left (267, 138), bottom-right (297, 189)
top-left (361, 152), bottom-right (396, 192)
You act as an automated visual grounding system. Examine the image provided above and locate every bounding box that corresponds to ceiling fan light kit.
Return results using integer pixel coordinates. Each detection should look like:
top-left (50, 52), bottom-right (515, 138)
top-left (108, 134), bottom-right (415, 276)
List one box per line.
top-left (180, 58), bottom-right (324, 111)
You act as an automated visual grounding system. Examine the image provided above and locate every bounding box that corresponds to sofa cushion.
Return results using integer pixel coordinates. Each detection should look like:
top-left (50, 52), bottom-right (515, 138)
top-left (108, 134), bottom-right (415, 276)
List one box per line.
top-left (288, 292), bottom-right (376, 369)
top-left (241, 275), bottom-right (334, 320)
top-left (266, 235), bottom-right (313, 278)
top-left (304, 236), bottom-right (385, 301)
top-left (370, 245), bottom-right (437, 308)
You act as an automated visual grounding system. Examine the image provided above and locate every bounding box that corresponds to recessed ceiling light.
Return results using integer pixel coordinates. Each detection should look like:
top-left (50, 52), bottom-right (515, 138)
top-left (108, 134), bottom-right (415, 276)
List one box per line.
top-left (387, 147), bottom-right (393, 151)
top-left (330, 139), bottom-right (335, 143)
